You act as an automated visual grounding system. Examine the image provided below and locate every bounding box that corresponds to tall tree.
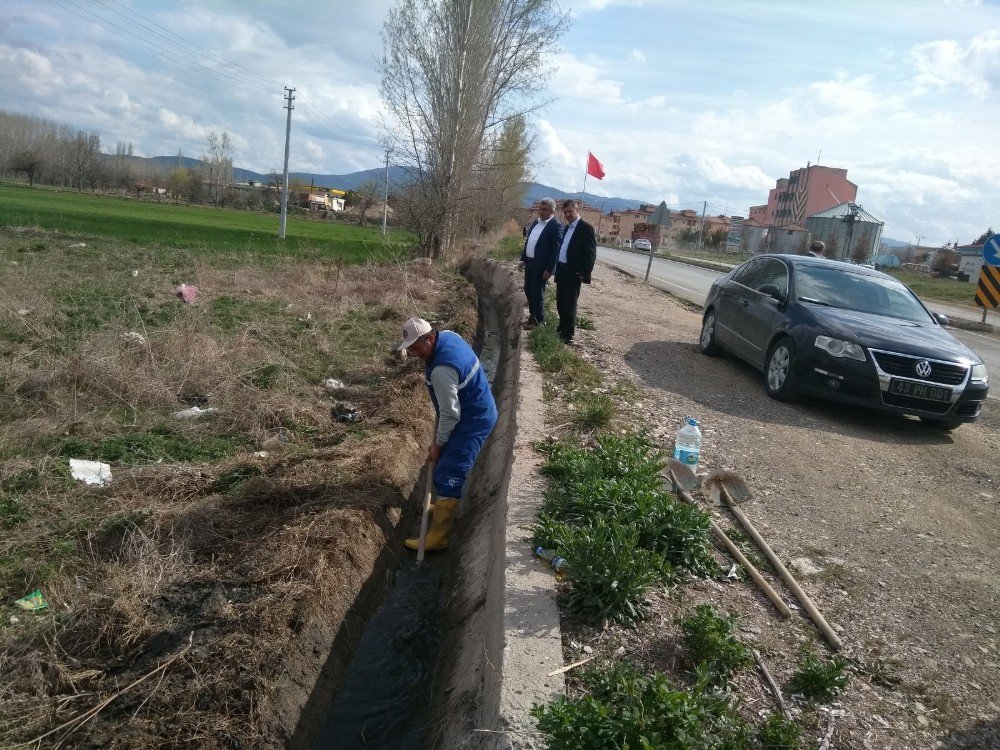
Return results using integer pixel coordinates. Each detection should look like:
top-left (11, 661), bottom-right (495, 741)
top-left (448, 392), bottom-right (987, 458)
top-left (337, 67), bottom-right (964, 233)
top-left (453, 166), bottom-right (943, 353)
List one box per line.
top-left (63, 130), bottom-right (101, 193)
top-left (380, 0), bottom-right (564, 256)
top-left (203, 131), bottom-right (233, 208)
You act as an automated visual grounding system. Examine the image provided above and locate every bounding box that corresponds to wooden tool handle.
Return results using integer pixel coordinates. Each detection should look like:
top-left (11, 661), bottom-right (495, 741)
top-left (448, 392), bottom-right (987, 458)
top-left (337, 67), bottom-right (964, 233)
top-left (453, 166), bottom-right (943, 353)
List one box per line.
top-left (671, 473), bottom-right (791, 618)
top-left (721, 486), bottom-right (843, 650)
top-left (416, 461), bottom-right (435, 563)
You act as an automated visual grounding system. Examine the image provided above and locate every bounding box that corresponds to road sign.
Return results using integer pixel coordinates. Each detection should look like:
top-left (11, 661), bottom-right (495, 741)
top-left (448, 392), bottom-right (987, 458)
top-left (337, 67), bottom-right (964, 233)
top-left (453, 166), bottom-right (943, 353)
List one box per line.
top-left (983, 234), bottom-right (1000, 266)
top-left (975, 264), bottom-right (1000, 308)
top-left (649, 201), bottom-right (670, 227)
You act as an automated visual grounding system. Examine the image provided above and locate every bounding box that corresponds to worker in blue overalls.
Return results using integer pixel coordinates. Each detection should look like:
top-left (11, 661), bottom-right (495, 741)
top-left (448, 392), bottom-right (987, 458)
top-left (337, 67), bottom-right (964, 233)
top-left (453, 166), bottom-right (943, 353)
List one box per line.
top-left (396, 317), bottom-right (498, 552)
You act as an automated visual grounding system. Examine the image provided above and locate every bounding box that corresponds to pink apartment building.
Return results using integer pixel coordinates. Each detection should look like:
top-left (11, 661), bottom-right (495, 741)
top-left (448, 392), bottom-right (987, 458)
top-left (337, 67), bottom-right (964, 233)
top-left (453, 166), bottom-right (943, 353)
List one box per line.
top-left (749, 164), bottom-right (858, 227)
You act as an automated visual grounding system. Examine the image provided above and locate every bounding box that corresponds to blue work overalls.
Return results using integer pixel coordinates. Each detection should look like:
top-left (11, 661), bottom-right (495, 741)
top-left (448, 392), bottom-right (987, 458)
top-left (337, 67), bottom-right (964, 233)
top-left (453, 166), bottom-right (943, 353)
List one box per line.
top-left (425, 331), bottom-right (498, 498)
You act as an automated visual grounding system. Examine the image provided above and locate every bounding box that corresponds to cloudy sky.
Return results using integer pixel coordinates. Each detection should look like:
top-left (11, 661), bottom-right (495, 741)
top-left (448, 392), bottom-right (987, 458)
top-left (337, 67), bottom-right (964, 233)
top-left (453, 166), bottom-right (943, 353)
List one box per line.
top-left (1, 0), bottom-right (998, 244)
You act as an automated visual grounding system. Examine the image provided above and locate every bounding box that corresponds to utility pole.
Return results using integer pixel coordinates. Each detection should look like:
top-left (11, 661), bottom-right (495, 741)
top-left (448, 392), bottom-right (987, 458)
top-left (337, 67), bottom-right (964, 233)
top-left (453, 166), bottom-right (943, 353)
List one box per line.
top-left (279, 86), bottom-right (295, 240)
top-left (382, 148), bottom-right (390, 236)
top-left (698, 200), bottom-right (708, 252)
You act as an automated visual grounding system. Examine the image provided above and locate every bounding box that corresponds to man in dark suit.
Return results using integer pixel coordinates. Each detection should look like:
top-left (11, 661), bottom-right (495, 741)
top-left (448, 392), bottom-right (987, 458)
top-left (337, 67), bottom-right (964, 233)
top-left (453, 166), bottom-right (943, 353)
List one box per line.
top-left (520, 197), bottom-right (561, 329)
top-left (555, 199), bottom-right (597, 345)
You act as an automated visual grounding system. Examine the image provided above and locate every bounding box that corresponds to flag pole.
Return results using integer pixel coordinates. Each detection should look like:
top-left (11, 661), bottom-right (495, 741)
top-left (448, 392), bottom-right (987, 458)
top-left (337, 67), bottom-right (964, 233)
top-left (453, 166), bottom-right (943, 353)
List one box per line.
top-left (582, 150), bottom-right (589, 206)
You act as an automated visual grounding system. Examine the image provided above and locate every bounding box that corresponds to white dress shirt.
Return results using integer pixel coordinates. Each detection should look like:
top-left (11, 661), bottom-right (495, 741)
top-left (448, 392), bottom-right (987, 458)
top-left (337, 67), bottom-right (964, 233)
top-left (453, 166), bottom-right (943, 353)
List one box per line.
top-left (524, 217), bottom-right (549, 259)
top-left (558, 218), bottom-right (579, 264)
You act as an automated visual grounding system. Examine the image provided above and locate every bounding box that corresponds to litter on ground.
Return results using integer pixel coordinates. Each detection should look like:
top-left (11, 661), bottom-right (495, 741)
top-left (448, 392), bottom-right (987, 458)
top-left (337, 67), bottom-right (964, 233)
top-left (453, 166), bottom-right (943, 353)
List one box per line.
top-left (173, 406), bottom-right (219, 420)
top-left (176, 283), bottom-right (199, 303)
top-left (14, 589), bottom-right (48, 611)
top-left (69, 458), bottom-right (113, 486)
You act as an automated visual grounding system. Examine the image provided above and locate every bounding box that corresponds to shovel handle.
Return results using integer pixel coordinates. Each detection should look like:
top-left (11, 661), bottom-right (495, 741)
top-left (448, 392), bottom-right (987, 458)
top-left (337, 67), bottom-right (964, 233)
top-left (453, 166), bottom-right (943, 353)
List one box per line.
top-left (416, 461), bottom-right (435, 563)
top-left (720, 485), bottom-right (843, 650)
top-left (670, 472), bottom-right (791, 618)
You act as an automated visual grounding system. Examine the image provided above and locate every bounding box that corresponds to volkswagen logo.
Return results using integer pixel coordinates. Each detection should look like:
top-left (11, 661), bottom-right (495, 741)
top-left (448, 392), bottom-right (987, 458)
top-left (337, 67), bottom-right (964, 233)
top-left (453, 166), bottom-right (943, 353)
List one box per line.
top-left (915, 360), bottom-right (933, 378)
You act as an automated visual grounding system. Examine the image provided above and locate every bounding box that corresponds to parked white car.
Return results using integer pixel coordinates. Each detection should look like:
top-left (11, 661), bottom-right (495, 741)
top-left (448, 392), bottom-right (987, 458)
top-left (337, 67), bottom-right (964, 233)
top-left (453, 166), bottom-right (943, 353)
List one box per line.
top-left (634, 239), bottom-right (653, 251)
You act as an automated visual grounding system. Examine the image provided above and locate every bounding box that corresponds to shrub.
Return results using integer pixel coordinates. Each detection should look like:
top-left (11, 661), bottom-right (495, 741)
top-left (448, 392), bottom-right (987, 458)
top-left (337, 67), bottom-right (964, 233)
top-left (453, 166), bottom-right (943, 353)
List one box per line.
top-left (680, 604), bottom-right (752, 684)
top-left (789, 651), bottom-right (850, 702)
top-left (757, 712), bottom-right (804, 750)
top-left (557, 520), bottom-right (663, 626)
top-left (532, 661), bottom-right (753, 750)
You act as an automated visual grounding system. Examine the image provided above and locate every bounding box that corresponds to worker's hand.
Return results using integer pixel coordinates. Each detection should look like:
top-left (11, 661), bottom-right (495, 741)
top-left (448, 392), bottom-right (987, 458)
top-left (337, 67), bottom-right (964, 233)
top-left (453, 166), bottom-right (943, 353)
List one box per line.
top-left (542, 270), bottom-right (551, 281)
top-left (427, 443), bottom-right (443, 465)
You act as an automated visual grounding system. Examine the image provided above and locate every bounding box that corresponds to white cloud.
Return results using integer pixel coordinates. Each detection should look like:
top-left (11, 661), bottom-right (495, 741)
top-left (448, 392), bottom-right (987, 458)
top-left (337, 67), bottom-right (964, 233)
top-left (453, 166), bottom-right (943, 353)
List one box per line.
top-left (550, 52), bottom-right (626, 105)
top-left (628, 48), bottom-right (647, 64)
top-left (910, 31), bottom-right (1000, 98)
top-left (536, 119), bottom-right (575, 169)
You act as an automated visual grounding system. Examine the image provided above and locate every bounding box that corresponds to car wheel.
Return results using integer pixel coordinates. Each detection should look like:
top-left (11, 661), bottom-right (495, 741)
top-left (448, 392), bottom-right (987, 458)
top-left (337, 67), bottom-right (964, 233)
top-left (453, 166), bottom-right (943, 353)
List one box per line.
top-left (919, 416), bottom-right (963, 431)
top-left (699, 311), bottom-right (723, 356)
top-left (764, 336), bottom-right (798, 400)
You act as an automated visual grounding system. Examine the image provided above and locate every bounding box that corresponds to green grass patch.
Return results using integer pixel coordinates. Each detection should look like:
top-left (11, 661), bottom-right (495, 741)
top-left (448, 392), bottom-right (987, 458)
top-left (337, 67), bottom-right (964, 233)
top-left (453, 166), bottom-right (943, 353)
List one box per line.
top-left (679, 604), bottom-right (753, 685)
top-left (888, 269), bottom-right (979, 306)
top-left (757, 712), bottom-right (805, 750)
top-left (575, 315), bottom-right (595, 331)
top-left (533, 435), bottom-right (716, 625)
top-left (789, 650), bottom-right (850, 702)
top-left (55, 427), bottom-right (244, 465)
top-left (572, 393), bottom-right (615, 431)
top-left (491, 234), bottom-right (524, 261)
top-left (529, 321), bottom-right (601, 389)
top-left (532, 661), bottom-right (753, 750)
top-left (0, 181), bottom-right (410, 261)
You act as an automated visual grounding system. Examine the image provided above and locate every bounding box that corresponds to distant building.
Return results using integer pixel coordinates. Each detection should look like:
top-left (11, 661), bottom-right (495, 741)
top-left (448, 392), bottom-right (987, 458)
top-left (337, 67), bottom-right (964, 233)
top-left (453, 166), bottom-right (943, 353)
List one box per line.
top-left (753, 164), bottom-right (858, 227)
top-left (768, 223), bottom-right (810, 254)
top-left (805, 202), bottom-right (884, 261)
top-left (957, 243), bottom-right (985, 283)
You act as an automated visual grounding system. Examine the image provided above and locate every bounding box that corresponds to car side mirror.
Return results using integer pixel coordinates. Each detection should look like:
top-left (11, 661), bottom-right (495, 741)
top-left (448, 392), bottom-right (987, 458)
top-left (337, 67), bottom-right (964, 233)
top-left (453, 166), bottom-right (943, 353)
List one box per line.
top-left (933, 312), bottom-right (949, 327)
top-left (759, 284), bottom-right (785, 302)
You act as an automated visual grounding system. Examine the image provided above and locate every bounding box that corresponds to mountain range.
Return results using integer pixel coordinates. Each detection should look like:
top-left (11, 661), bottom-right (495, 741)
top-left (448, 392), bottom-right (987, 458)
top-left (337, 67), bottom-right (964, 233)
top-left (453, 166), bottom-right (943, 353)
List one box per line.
top-left (145, 155), bottom-right (911, 245)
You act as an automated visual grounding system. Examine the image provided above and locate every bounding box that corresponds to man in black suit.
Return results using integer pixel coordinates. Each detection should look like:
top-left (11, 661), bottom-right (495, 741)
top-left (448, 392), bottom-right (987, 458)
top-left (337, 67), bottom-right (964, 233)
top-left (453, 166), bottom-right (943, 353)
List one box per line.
top-left (555, 199), bottom-right (597, 345)
top-left (520, 197), bottom-right (561, 329)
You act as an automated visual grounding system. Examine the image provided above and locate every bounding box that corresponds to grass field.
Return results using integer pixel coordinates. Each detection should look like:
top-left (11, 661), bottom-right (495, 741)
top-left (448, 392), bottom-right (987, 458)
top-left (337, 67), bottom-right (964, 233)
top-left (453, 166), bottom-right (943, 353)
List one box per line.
top-left (888, 268), bottom-right (979, 307)
top-left (0, 181), bottom-right (411, 261)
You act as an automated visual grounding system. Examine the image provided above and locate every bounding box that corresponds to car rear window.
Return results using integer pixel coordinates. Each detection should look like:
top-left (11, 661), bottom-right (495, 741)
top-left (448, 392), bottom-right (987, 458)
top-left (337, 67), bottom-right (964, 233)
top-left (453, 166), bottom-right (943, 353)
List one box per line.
top-left (794, 265), bottom-right (933, 323)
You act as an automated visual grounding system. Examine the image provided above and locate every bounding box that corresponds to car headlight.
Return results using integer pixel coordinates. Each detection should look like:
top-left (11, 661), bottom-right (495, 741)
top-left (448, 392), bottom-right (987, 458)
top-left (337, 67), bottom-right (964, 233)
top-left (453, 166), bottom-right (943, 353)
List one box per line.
top-left (971, 364), bottom-right (989, 384)
top-left (815, 336), bottom-right (866, 362)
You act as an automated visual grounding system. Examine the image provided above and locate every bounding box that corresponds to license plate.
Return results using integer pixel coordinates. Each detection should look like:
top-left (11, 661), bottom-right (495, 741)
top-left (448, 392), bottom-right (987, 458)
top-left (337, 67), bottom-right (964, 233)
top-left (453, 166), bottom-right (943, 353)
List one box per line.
top-left (889, 379), bottom-right (951, 402)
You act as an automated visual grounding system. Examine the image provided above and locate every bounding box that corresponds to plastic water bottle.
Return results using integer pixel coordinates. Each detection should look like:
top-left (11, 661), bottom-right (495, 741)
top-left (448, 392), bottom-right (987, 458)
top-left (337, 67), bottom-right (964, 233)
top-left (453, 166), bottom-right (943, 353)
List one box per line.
top-left (534, 547), bottom-right (570, 577)
top-left (673, 418), bottom-right (702, 468)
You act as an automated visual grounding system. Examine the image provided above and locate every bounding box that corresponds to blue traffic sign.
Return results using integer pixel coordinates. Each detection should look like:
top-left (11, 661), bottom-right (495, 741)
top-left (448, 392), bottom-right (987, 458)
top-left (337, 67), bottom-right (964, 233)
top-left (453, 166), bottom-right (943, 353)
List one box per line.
top-left (984, 234), bottom-right (1000, 266)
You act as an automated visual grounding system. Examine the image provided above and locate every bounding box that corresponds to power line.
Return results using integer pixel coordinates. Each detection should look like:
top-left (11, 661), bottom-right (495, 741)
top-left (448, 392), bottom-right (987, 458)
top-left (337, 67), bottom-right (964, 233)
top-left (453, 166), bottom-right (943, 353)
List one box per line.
top-left (99, 0), bottom-right (287, 89)
top-left (49, 0), bottom-right (278, 102)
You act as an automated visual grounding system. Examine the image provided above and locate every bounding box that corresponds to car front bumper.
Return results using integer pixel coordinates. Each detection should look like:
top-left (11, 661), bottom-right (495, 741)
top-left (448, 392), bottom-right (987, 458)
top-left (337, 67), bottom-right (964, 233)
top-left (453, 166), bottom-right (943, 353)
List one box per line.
top-left (796, 350), bottom-right (989, 422)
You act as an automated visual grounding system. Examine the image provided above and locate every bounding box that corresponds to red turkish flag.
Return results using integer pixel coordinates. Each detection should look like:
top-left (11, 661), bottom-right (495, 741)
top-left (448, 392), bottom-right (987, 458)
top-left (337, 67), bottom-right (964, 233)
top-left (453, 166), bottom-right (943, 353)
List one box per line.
top-left (587, 151), bottom-right (605, 180)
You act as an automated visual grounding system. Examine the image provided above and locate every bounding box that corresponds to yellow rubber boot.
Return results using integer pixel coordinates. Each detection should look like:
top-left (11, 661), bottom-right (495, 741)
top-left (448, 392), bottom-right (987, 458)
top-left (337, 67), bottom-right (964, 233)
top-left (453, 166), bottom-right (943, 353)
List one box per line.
top-left (405, 498), bottom-right (459, 552)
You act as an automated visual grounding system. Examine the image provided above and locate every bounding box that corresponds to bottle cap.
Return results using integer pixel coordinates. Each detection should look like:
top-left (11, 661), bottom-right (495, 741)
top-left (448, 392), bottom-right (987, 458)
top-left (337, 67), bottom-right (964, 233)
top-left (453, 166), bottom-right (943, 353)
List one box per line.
top-left (688, 418), bottom-right (698, 426)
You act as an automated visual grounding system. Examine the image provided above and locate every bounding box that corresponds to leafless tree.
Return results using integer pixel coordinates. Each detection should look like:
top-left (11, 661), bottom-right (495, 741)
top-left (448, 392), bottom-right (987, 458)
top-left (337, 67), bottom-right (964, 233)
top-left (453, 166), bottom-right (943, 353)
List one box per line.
top-left (350, 180), bottom-right (382, 225)
top-left (63, 130), bottom-right (101, 193)
top-left (380, 0), bottom-right (564, 256)
top-left (203, 131), bottom-right (234, 208)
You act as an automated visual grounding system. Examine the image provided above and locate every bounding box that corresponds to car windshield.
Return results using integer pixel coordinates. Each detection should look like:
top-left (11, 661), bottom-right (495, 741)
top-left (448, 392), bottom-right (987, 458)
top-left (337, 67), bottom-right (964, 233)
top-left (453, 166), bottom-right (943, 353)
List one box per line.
top-left (794, 265), bottom-right (933, 323)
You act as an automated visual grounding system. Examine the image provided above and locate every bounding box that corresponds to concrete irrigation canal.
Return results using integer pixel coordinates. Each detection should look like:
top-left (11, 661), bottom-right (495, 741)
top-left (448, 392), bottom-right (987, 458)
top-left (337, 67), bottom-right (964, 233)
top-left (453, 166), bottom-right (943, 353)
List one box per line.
top-left (285, 258), bottom-right (543, 749)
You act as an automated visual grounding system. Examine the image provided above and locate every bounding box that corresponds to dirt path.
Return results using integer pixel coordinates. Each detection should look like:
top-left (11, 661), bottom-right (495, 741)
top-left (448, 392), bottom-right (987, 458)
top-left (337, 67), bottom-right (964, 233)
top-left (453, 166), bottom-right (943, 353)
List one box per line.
top-left (573, 263), bottom-right (1000, 749)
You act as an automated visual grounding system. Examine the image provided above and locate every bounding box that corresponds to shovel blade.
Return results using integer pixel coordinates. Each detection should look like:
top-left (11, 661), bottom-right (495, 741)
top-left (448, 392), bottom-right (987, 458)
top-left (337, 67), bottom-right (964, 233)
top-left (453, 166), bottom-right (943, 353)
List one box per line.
top-left (703, 470), bottom-right (753, 505)
top-left (664, 458), bottom-right (698, 492)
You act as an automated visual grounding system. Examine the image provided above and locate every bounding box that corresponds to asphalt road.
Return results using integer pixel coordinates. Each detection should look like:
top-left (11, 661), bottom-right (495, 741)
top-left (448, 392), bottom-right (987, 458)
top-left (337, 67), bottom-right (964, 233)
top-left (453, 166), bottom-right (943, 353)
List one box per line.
top-left (597, 244), bottom-right (1000, 384)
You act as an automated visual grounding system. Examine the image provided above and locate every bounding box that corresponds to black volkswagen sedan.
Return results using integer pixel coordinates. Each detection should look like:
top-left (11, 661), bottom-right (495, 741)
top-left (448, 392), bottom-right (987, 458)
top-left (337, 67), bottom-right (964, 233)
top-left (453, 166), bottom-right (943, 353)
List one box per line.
top-left (699, 254), bottom-right (989, 430)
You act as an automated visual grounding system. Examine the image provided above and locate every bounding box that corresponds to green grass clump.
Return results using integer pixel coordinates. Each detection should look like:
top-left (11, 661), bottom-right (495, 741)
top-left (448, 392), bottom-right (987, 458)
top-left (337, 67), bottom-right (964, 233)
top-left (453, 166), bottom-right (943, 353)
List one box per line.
top-left (491, 234), bottom-right (524, 261)
top-left (757, 712), bottom-right (804, 750)
top-left (572, 394), bottom-right (615, 430)
top-left (56, 427), bottom-right (244, 465)
top-left (576, 315), bottom-right (595, 330)
top-left (528, 321), bottom-right (601, 389)
top-left (789, 651), bottom-right (850, 702)
top-left (532, 661), bottom-right (753, 750)
top-left (533, 435), bottom-right (716, 625)
top-left (679, 604), bottom-right (753, 684)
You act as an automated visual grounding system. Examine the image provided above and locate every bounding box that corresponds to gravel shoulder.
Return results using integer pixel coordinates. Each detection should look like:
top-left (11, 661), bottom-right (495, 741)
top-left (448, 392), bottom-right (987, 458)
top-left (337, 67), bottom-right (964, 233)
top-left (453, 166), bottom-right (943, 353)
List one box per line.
top-left (568, 263), bottom-right (1000, 749)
